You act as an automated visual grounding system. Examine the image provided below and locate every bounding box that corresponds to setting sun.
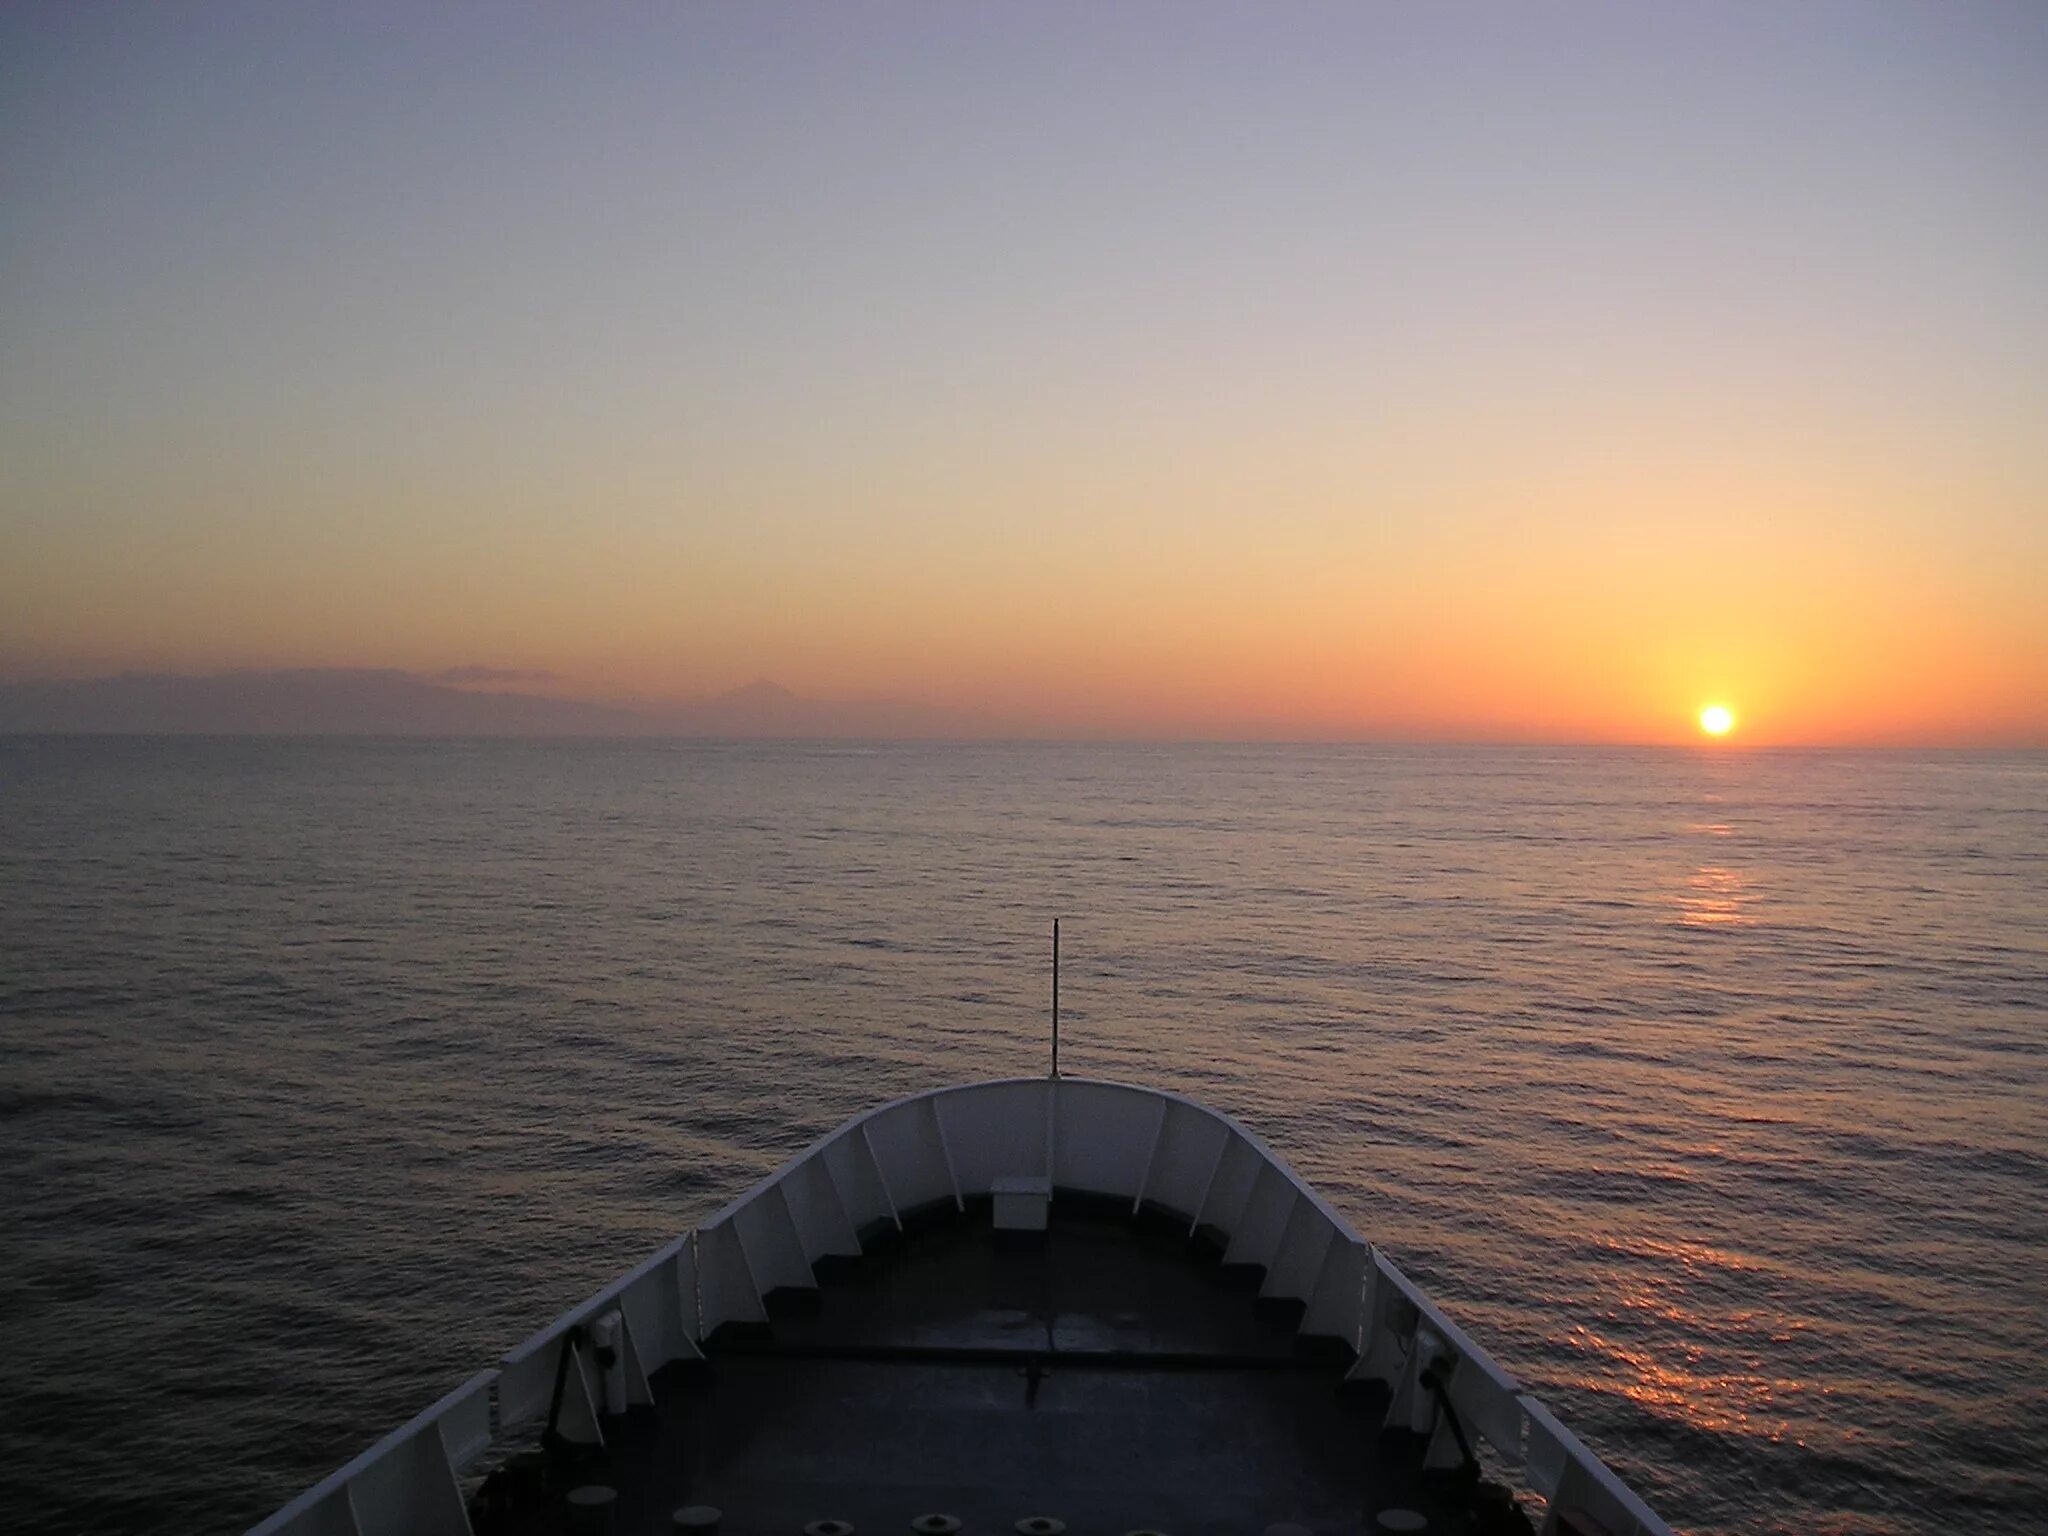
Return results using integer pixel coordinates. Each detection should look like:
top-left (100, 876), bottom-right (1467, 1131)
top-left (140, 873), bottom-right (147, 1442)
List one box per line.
top-left (1699, 704), bottom-right (1736, 737)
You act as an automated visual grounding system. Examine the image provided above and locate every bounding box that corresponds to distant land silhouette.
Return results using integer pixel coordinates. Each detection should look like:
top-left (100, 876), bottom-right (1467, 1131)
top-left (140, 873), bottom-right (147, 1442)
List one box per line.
top-left (0, 669), bottom-right (972, 738)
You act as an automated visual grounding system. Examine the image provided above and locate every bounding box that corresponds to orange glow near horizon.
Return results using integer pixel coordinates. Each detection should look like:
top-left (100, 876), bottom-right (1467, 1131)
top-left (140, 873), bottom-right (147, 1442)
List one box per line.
top-left (1, 9), bottom-right (2045, 746)
top-left (3, 488), bottom-right (2044, 743)
top-left (9, 377), bottom-right (2043, 743)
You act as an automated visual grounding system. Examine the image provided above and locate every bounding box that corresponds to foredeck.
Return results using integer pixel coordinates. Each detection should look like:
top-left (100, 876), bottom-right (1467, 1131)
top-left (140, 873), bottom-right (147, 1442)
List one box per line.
top-left (471, 1198), bottom-right (1503, 1536)
top-left (251, 1080), bottom-right (1671, 1536)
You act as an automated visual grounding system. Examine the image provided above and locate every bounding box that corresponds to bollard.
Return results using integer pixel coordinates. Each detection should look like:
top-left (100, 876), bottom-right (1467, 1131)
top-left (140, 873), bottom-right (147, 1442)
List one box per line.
top-left (566, 1485), bottom-right (616, 1536)
top-left (591, 1310), bottom-right (629, 1417)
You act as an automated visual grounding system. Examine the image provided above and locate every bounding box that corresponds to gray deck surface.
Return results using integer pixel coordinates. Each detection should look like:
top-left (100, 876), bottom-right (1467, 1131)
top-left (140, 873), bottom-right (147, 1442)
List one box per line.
top-left (473, 1198), bottom-right (1502, 1536)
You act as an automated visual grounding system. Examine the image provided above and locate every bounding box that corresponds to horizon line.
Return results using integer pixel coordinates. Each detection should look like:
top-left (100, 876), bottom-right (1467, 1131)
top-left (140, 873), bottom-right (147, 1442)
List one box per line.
top-left (3, 667), bottom-right (2043, 750)
top-left (4, 729), bottom-right (2043, 752)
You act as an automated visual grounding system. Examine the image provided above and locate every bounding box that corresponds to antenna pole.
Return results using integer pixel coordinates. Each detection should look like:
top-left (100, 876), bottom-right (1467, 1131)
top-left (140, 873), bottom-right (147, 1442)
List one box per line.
top-left (1051, 918), bottom-right (1061, 1079)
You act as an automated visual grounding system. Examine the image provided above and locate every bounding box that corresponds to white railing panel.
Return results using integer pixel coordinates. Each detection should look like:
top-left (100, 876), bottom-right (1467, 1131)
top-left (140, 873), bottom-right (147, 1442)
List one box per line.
top-left (932, 1080), bottom-right (1049, 1191)
top-left (696, 1219), bottom-right (767, 1334)
top-left (1527, 1393), bottom-right (1570, 1500)
top-left (1301, 1232), bottom-right (1368, 1345)
top-left (1197, 1133), bottom-right (1265, 1243)
top-left (1223, 1163), bottom-right (1298, 1270)
top-left (497, 1234), bottom-right (699, 1432)
top-left (1128, 1095), bottom-right (1171, 1210)
top-left (1143, 1100), bottom-right (1233, 1219)
top-left (498, 1330), bottom-right (603, 1445)
top-left (1364, 1251), bottom-right (1544, 1485)
top-left (1442, 1352), bottom-right (1529, 1468)
top-left (822, 1128), bottom-right (897, 1232)
top-left (435, 1378), bottom-right (494, 1471)
top-left (1052, 1080), bottom-right (1163, 1199)
top-left (496, 1334), bottom-right (560, 1434)
top-left (248, 1372), bottom-right (494, 1536)
top-left (613, 1236), bottom-right (701, 1373)
top-left (862, 1096), bottom-right (956, 1212)
top-left (247, 1487), bottom-right (355, 1536)
top-left (346, 1426), bottom-right (468, 1536)
top-left (1373, 1253), bottom-right (1522, 1389)
top-left (732, 1184), bottom-right (816, 1294)
top-left (1350, 1250), bottom-right (1408, 1384)
top-left (1523, 1394), bottom-right (1672, 1536)
top-left (1261, 1196), bottom-right (1338, 1305)
top-left (781, 1151), bottom-right (863, 1261)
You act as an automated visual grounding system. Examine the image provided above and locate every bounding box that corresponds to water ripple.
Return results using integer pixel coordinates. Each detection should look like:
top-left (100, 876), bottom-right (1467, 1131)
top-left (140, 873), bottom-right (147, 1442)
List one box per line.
top-left (0, 739), bottom-right (2043, 1536)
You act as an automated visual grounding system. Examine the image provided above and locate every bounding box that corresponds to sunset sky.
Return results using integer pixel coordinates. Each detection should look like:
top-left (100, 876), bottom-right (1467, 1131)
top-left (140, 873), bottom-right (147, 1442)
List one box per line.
top-left (3, 3), bottom-right (2045, 743)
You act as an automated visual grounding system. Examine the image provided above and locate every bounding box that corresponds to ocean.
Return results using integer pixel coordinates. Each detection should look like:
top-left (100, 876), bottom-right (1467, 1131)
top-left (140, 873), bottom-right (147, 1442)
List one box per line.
top-left (1, 737), bottom-right (2042, 1535)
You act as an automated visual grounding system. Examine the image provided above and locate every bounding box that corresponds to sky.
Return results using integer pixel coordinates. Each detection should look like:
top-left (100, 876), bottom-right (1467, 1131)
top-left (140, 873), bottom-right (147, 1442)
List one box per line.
top-left (3, 2), bottom-right (2045, 744)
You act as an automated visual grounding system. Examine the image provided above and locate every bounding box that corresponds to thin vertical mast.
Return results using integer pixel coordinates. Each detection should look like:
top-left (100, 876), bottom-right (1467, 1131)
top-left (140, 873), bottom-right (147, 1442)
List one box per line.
top-left (1051, 918), bottom-right (1061, 1078)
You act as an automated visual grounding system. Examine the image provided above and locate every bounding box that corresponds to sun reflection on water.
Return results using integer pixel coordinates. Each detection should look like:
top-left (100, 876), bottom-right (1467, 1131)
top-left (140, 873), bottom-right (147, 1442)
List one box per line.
top-left (1559, 1321), bottom-right (1813, 1440)
top-left (1677, 864), bottom-right (1753, 926)
top-left (1556, 1235), bottom-right (1819, 1441)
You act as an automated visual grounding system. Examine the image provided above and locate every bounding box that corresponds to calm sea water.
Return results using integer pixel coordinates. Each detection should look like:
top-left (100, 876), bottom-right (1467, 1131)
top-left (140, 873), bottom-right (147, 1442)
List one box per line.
top-left (1, 738), bottom-right (2042, 1536)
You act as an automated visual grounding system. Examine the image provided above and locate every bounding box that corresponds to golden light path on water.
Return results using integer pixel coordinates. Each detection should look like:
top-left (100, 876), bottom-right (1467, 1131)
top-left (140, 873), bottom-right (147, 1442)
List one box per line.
top-left (1562, 1233), bottom-right (1816, 1444)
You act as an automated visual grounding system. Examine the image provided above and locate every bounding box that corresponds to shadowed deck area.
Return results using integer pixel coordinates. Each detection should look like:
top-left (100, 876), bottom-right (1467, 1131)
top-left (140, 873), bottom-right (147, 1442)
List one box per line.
top-left (471, 1196), bottom-right (1524, 1536)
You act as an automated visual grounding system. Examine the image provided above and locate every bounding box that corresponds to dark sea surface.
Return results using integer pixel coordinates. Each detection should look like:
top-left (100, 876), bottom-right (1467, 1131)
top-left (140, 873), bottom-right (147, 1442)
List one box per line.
top-left (1, 738), bottom-right (2043, 1536)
